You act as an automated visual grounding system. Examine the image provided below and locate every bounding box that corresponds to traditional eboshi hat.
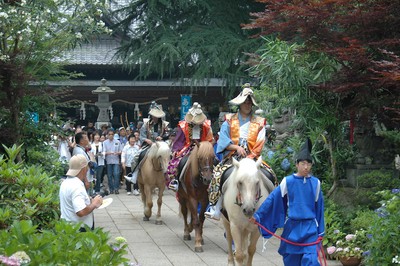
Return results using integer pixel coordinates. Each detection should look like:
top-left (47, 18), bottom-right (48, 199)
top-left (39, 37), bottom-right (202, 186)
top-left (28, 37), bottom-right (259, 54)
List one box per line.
top-left (148, 101), bottom-right (165, 118)
top-left (184, 102), bottom-right (207, 125)
top-left (296, 138), bottom-right (313, 163)
top-left (229, 83), bottom-right (258, 106)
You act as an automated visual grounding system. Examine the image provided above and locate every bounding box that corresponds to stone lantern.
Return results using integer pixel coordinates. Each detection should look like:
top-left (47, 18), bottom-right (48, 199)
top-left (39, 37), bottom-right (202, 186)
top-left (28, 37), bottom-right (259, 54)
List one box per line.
top-left (92, 78), bottom-right (115, 129)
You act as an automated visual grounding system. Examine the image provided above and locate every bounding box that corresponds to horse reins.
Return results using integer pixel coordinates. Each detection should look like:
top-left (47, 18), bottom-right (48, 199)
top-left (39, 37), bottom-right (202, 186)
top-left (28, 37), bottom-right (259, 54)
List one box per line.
top-left (251, 219), bottom-right (327, 266)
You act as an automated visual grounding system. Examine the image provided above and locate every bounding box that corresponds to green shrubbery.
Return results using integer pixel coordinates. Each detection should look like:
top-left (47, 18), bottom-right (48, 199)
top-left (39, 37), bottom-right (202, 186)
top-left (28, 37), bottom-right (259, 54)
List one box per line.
top-left (364, 189), bottom-right (400, 265)
top-left (0, 145), bottom-right (60, 229)
top-left (0, 145), bottom-right (132, 265)
top-left (355, 170), bottom-right (400, 210)
top-left (0, 220), bottom-right (129, 265)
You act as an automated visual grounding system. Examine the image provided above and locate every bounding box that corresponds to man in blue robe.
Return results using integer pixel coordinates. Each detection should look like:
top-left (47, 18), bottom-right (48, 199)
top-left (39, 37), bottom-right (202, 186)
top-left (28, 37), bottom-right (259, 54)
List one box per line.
top-left (253, 138), bottom-right (325, 266)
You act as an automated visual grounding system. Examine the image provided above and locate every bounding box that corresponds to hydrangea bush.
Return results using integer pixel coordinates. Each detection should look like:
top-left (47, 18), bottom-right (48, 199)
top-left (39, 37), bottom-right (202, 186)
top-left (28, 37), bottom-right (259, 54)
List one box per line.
top-left (327, 230), bottom-right (367, 259)
top-left (364, 189), bottom-right (400, 265)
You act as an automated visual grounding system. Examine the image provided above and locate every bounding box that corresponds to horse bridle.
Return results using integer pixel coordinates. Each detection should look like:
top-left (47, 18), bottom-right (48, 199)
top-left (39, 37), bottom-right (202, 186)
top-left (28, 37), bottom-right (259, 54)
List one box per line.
top-left (199, 159), bottom-right (213, 185)
top-left (234, 185), bottom-right (263, 207)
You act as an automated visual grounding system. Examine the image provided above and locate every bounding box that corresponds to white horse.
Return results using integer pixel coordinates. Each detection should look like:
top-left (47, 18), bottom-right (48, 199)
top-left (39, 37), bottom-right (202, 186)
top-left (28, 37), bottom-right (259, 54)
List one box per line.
top-left (137, 141), bottom-right (170, 225)
top-left (221, 157), bottom-right (275, 266)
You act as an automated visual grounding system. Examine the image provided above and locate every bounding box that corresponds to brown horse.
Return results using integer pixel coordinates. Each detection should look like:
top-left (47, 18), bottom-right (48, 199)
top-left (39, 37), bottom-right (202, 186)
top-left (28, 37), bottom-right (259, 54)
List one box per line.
top-left (177, 141), bottom-right (215, 252)
top-left (137, 141), bottom-right (170, 225)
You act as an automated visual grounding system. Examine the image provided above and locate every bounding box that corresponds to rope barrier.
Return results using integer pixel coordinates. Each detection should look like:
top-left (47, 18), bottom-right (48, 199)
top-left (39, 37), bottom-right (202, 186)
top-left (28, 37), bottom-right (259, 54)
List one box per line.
top-left (251, 218), bottom-right (328, 266)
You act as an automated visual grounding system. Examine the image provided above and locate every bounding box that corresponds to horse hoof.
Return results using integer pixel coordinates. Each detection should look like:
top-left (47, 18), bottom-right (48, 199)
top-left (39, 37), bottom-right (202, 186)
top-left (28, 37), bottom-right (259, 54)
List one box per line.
top-left (194, 247), bottom-right (203, 253)
top-left (143, 216), bottom-right (149, 221)
top-left (183, 235), bottom-right (191, 241)
top-left (155, 220), bottom-right (163, 225)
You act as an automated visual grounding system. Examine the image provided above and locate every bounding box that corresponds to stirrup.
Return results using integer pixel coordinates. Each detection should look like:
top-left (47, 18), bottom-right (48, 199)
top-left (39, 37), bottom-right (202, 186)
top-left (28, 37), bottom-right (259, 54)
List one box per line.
top-left (168, 179), bottom-right (179, 191)
top-left (124, 174), bottom-right (133, 183)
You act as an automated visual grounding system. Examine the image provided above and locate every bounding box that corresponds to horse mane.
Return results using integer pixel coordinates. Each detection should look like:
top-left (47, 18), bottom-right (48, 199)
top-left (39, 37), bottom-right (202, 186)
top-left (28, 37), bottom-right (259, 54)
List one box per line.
top-left (147, 141), bottom-right (170, 160)
top-left (233, 158), bottom-right (260, 180)
top-left (197, 141), bottom-right (214, 160)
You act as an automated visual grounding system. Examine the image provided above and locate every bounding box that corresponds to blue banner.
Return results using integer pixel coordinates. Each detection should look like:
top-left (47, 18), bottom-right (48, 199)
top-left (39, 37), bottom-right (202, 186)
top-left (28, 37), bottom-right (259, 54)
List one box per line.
top-left (180, 95), bottom-right (192, 120)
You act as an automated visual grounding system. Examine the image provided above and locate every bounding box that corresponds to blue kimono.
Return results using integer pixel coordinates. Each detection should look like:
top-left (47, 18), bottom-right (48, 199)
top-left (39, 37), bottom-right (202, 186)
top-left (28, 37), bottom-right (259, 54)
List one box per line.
top-left (253, 174), bottom-right (325, 266)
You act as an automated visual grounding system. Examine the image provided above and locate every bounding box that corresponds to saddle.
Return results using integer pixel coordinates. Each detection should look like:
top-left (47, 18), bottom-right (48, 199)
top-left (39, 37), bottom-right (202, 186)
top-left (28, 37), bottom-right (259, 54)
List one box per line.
top-left (132, 146), bottom-right (150, 172)
top-left (176, 154), bottom-right (190, 182)
top-left (219, 161), bottom-right (277, 192)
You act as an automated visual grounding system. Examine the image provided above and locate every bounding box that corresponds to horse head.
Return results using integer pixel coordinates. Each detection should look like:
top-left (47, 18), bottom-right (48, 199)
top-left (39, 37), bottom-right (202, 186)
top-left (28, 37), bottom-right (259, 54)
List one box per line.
top-left (196, 141), bottom-right (215, 185)
top-left (231, 157), bottom-right (264, 218)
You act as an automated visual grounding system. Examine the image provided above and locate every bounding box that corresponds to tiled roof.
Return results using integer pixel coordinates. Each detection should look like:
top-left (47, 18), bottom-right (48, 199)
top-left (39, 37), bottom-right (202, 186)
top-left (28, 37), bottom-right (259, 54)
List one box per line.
top-left (59, 36), bottom-right (122, 65)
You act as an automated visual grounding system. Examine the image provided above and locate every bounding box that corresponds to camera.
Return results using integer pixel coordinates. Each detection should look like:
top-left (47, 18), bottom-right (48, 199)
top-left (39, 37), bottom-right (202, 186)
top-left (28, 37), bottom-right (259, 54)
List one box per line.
top-left (88, 161), bottom-right (98, 170)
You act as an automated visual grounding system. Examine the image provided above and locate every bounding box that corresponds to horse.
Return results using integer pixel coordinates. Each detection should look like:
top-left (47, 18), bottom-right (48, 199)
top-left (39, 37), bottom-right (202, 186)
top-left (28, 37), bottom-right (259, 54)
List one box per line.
top-left (137, 141), bottom-right (171, 225)
top-left (221, 157), bottom-right (275, 266)
top-left (177, 141), bottom-right (215, 252)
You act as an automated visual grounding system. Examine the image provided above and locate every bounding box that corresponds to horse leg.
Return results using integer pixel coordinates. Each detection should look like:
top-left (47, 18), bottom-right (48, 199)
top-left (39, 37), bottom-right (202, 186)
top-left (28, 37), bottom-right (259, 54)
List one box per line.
top-left (143, 185), bottom-right (153, 221)
top-left (223, 219), bottom-right (235, 266)
top-left (187, 197), bottom-right (204, 253)
top-left (231, 224), bottom-right (246, 266)
top-left (246, 231), bottom-right (260, 266)
top-left (155, 184), bottom-right (164, 225)
top-left (198, 197), bottom-right (208, 246)
top-left (179, 194), bottom-right (191, 241)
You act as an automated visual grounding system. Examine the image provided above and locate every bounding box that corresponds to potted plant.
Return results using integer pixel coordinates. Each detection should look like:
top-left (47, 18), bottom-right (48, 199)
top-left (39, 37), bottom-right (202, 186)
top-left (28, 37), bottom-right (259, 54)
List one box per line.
top-left (327, 230), bottom-right (367, 266)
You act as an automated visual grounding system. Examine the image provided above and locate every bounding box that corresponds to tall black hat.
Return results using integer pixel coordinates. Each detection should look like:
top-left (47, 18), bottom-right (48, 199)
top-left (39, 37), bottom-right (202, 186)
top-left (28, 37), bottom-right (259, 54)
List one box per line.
top-left (296, 138), bottom-right (312, 162)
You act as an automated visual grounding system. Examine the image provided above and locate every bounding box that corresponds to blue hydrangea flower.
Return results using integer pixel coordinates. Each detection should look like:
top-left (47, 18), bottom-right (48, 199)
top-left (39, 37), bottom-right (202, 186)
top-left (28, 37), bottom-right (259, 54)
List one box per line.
top-left (267, 150), bottom-right (275, 159)
top-left (281, 158), bottom-right (291, 171)
top-left (286, 147), bottom-right (294, 153)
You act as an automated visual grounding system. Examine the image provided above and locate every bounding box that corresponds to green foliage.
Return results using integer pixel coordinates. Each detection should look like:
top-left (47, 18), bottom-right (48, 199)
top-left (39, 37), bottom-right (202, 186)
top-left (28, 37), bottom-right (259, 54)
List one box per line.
top-left (349, 210), bottom-right (377, 233)
top-left (354, 170), bottom-right (400, 210)
top-left (323, 199), bottom-right (345, 248)
top-left (251, 37), bottom-right (350, 188)
top-left (111, 0), bottom-right (265, 93)
top-left (0, 144), bottom-right (60, 230)
top-left (24, 144), bottom-right (67, 178)
top-left (365, 189), bottom-right (400, 265)
top-left (0, 0), bottom-right (111, 147)
top-left (262, 141), bottom-right (295, 182)
top-left (0, 220), bottom-right (130, 265)
top-left (378, 130), bottom-right (400, 150)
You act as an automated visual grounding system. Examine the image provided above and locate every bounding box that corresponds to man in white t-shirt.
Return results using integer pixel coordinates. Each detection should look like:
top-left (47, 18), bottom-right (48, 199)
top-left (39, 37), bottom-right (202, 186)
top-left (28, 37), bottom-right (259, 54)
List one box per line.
top-left (59, 154), bottom-right (103, 231)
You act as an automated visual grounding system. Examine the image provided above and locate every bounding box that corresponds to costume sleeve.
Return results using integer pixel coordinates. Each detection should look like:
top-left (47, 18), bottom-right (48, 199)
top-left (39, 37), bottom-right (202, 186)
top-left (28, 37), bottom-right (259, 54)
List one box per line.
top-left (205, 126), bottom-right (214, 142)
top-left (216, 121), bottom-right (232, 157)
top-left (316, 182), bottom-right (325, 237)
top-left (171, 127), bottom-right (185, 152)
top-left (253, 186), bottom-right (286, 239)
top-left (249, 125), bottom-right (266, 159)
top-left (139, 124), bottom-right (147, 143)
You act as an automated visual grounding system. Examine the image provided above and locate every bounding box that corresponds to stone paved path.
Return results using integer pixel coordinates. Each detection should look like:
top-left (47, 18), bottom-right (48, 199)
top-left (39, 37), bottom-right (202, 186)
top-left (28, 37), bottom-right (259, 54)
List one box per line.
top-left (95, 188), bottom-right (341, 266)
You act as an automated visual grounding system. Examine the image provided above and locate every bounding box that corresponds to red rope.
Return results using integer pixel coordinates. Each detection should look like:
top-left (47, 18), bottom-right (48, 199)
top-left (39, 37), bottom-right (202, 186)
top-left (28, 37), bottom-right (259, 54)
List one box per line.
top-left (251, 219), bottom-right (328, 266)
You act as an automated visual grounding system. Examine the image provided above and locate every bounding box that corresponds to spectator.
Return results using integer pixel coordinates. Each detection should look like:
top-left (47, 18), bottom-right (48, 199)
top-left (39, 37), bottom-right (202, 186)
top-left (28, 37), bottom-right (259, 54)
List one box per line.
top-left (121, 134), bottom-right (140, 196)
top-left (72, 132), bottom-right (94, 195)
top-left (59, 154), bottom-right (103, 231)
top-left (103, 129), bottom-right (122, 194)
top-left (91, 131), bottom-right (105, 194)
